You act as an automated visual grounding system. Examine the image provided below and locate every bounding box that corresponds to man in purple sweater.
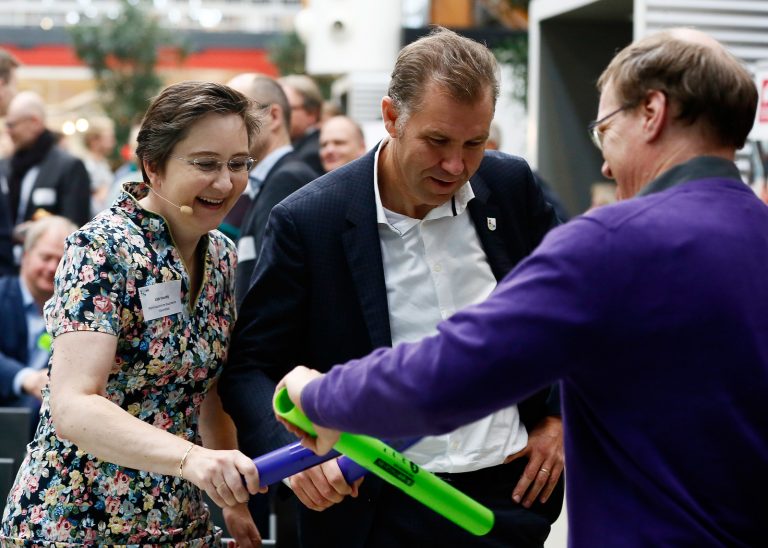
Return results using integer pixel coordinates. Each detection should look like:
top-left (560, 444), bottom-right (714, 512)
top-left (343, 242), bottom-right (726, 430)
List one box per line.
top-left (276, 28), bottom-right (767, 546)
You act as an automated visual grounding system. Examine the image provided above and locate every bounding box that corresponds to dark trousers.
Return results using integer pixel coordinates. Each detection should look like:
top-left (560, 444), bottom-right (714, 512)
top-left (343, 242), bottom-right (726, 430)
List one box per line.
top-left (297, 458), bottom-right (564, 548)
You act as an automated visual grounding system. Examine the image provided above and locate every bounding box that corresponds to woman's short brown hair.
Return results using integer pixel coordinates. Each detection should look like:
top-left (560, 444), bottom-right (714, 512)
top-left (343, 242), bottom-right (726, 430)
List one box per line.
top-left (598, 29), bottom-right (757, 149)
top-left (136, 81), bottom-right (259, 183)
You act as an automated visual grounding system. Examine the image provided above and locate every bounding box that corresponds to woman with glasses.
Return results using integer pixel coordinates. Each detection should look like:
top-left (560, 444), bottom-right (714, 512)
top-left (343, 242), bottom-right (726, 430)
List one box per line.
top-left (1, 81), bottom-right (264, 547)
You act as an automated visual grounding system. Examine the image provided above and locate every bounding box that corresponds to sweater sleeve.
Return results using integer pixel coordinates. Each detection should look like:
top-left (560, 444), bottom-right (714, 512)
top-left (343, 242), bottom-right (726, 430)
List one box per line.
top-left (301, 217), bottom-right (616, 438)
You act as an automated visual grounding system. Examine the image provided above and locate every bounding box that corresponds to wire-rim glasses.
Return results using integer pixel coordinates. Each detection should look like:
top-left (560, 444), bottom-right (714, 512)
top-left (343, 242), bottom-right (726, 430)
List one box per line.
top-left (588, 106), bottom-right (631, 151)
top-left (175, 156), bottom-right (255, 174)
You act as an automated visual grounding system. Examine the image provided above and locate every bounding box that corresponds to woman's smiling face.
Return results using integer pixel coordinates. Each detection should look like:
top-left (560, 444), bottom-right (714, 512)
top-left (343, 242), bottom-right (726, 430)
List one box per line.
top-left (145, 112), bottom-right (251, 238)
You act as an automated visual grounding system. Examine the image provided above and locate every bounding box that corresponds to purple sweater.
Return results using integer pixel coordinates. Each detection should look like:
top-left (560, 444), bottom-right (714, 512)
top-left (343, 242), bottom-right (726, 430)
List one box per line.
top-left (302, 167), bottom-right (768, 546)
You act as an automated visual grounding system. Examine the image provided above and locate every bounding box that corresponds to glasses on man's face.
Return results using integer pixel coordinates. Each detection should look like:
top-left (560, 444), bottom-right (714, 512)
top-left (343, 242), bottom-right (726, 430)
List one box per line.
top-left (175, 156), bottom-right (255, 174)
top-left (587, 106), bottom-right (630, 151)
top-left (5, 116), bottom-right (31, 130)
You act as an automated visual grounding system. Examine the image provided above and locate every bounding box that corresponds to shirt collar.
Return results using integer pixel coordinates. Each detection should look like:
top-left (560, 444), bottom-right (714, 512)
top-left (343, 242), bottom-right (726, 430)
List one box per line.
top-left (637, 156), bottom-right (742, 197)
top-left (251, 145), bottom-right (293, 185)
top-left (115, 182), bottom-right (180, 246)
top-left (18, 276), bottom-right (36, 311)
top-left (373, 137), bottom-right (475, 228)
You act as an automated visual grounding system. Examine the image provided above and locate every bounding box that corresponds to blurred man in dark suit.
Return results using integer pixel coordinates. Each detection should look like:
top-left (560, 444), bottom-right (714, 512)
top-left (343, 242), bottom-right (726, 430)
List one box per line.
top-left (0, 215), bottom-right (75, 436)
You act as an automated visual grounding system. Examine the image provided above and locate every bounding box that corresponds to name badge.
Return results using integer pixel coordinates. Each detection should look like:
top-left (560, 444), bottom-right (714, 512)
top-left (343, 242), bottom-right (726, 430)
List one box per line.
top-left (32, 187), bottom-right (56, 207)
top-left (139, 280), bottom-right (183, 321)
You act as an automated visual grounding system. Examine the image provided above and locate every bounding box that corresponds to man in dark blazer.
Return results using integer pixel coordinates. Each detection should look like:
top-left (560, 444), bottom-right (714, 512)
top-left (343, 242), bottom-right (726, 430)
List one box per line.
top-left (279, 75), bottom-right (324, 175)
top-left (1, 91), bottom-right (91, 230)
top-left (222, 28), bottom-right (564, 547)
top-left (0, 49), bottom-right (19, 275)
top-left (229, 74), bottom-right (319, 305)
top-left (0, 190), bottom-right (15, 276)
top-left (0, 216), bottom-right (75, 436)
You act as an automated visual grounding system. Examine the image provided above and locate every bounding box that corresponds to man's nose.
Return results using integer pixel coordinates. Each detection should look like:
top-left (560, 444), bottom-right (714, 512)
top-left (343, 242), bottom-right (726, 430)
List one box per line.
top-left (441, 150), bottom-right (464, 176)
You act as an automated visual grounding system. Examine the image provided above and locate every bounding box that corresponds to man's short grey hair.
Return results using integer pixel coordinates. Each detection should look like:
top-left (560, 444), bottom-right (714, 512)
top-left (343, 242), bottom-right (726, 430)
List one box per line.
top-left (24, 216), bottom-right (77, 253)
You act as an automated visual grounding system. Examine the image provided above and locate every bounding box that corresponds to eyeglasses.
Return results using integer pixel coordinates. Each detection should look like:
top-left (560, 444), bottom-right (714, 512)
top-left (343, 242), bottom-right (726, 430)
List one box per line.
top-left (5, 116), bottom-right (31, 130)
top-left (175, 156), bottom-right (254, 174)
top-left (587, 106), bottom-right (631, 151)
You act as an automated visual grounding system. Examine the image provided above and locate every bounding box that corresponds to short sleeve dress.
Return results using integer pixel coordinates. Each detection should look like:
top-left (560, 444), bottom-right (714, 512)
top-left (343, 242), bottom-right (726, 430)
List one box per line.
top-left (0, 182), bottom-right (238, 546)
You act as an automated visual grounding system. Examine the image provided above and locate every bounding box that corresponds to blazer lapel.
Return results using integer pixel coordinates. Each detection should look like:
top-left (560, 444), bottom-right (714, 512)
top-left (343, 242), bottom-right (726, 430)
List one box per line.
top-left (341, 151), bottom-right (392, 348)
top-left (468, 173), bottom-right (515, 281)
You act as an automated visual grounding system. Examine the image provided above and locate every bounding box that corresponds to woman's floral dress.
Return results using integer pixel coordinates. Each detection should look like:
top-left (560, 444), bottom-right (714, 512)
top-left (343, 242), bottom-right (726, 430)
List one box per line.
top-left (0, 182), bottom-right (238, 546)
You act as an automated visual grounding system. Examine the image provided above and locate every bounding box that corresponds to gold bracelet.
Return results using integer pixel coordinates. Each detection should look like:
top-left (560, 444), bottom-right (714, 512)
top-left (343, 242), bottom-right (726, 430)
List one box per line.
top-left (178, 442), bottom-right (195, 479)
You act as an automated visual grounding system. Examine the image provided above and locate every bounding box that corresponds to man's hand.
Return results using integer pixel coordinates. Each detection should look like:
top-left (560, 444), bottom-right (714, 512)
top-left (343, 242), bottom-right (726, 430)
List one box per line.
top-left (21, 369), bottom-right (49, 401)
top-left (288, 458), bottom-right (363, 511)
top-left (275, 366), bottom-right (341, 455)
top-left (505, 416), bottom-right (564, 508)
top-left (223, 502), bottom-right (262, 547)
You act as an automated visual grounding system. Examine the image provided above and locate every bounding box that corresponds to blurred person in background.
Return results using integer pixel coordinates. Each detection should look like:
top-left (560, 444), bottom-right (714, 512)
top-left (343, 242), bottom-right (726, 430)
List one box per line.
top-left (0, 215), bottom-right (75, 437)
top-left (224, 28), bottom-right (564, 548)
top-left (227, 73), bottom-right (318, 304)
top-left (319, 115), bottom-right (367, 173)
top-left (485, 120), bottom-right (503, 151)
top-left (82, 117), bottom-right (116, 214)
top-left (108, 123), bottom-right (142, 205)
top-left (588, 182), bottom-right (618, 210)
top-left (0, 91), bottom-right (91, 231)
top-left (217, 73), bottom-right (260, 241)
top-left (0, 48), bottom-right (19, 118)
top-left (0, 48), bottom-right (20, 275)
top-left (0, 81), bottom-right (265, 546)
top-left (279, 74), bottom-right (324, 174)
top-left (320, 100), bottom-right (342, 123)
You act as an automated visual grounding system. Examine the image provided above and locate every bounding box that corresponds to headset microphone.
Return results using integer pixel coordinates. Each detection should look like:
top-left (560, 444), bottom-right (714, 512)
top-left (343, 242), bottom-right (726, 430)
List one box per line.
top-left (148, 186), bottom-right (194, 216)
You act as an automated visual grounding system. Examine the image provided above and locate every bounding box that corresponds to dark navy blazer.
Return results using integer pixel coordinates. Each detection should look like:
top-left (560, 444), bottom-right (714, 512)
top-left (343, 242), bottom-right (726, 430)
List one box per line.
top-left (0, 276), bottom-right (41, 416)
top-left (235, 152), bottom-right (318, 306)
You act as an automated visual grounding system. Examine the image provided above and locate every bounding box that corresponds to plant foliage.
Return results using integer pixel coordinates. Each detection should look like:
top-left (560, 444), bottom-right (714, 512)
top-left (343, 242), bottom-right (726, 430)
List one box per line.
top-left (69, 0), bottom-right (187, 147)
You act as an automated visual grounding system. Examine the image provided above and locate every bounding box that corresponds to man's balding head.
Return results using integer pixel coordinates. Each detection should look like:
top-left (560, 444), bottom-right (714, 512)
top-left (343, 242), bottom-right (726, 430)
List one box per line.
top-left (319, 115), bottom-right (366, 172)
top-left (6, 91), bottom-right (46, 149)
top-left (228, 73), bottom-right (292, 157)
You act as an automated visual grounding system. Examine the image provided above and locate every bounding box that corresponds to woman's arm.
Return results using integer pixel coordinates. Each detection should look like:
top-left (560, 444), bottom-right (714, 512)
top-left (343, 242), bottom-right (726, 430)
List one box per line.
top-left (49, 330), bottom-right (261, 509)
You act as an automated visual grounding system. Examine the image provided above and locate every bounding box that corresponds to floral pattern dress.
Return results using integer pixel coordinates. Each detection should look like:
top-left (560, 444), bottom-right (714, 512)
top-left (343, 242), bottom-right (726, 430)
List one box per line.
top-left (0, 182), bottom-right (238, 546)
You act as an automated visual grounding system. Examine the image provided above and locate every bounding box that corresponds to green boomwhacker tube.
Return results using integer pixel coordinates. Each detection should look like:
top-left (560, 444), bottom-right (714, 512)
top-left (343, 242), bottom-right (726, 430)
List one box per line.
top-left (273, 388), bottom-right (495, 536)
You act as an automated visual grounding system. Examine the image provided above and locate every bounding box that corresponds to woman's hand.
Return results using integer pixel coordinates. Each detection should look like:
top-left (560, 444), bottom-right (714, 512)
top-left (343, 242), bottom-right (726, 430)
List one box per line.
top-left (182, 446), bottom-right (267, 509)
top-left (223, 502), bottom-right (262, 547)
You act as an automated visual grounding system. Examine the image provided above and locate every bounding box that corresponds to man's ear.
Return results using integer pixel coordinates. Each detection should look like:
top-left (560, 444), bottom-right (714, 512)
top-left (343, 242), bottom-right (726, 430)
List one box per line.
top-left (269, 104), bottom-right (284, 133)
top-left (381, 96), bottom-right (399, 139)
top-left (641, 89), bottom-right (668, 143)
